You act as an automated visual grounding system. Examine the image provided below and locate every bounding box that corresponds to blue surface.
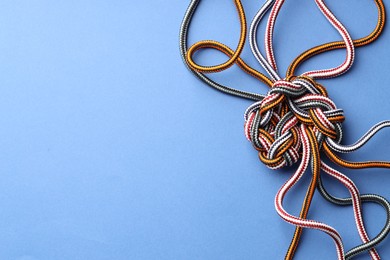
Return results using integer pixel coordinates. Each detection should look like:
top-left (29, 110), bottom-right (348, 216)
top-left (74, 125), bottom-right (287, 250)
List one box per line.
top-left (0, 0), bottom-right (389, 259)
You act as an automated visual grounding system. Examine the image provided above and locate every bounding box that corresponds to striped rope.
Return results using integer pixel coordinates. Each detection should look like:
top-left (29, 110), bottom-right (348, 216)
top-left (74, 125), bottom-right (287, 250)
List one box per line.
top-left (180, 0), bottom-right (390, 259)
top-left (248, 0), bottom-right (388, 258)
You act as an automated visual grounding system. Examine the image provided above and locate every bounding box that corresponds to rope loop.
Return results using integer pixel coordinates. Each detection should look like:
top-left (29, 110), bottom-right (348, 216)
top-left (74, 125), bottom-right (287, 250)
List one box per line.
top-left (244, 76), bottom-right (344, 169)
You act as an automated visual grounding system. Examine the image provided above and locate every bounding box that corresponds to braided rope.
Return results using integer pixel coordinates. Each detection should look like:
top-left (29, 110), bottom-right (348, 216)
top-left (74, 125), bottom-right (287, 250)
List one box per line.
top-left (248, 2), bottom-right (387, 257)
top-left (248, 0), bottom-right (388, 258)
top-left (180, 0), bottom-right (390, 259)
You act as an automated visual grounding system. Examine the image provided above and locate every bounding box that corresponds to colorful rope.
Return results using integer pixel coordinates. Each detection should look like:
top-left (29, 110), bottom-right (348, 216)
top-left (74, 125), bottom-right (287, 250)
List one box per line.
top-left (287, 0), bottom-right (386, 77)
top-left (180, 0), bottom-right (390, 258)
top-left (249, 0), bottom-right (387, 259)
top-left (179, 0), bottom-right (266, 101)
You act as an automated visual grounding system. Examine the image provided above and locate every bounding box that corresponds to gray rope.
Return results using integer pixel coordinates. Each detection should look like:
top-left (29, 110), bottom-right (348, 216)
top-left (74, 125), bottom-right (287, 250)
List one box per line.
top-left (326, 120), bottom-right (390, 153)
top-left (317, 177), bottom-right (390, 260)
top-left (179, 0), bottom-right (264, 101)
top-left (249, 0), bottom-right (280, 81)
top-left (248, 1), bottom-right (390, 257)
top-left (180, 0), bottom-right (390, 258)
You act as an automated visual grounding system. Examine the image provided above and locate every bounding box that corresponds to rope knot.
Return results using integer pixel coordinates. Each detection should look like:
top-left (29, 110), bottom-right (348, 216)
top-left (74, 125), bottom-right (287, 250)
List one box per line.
top-left (244, 76), bottom-right (345, 169)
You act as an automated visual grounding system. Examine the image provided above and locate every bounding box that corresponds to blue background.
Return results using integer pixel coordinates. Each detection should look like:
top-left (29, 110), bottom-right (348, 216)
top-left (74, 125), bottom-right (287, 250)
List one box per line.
top-left (0, 0), bottom-right (389, 259)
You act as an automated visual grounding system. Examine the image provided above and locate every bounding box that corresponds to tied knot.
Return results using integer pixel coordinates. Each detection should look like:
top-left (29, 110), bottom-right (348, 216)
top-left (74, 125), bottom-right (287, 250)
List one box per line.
top-left (244, 76), bottom-right (345, 169)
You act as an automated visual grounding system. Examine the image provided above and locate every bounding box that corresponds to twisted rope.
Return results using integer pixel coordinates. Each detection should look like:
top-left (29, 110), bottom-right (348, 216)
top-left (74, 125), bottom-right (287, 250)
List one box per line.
top-left (180, 0), bottom-right (390, 259)
top-left (248, 0), bottom-right (389, 259)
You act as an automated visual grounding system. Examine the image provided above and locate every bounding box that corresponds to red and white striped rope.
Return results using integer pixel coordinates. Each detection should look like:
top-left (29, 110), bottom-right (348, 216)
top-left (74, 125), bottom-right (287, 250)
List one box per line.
top-left (265, 0), bottom-right (355, 79)
top-left (274, 124), bottom-right (345, 259)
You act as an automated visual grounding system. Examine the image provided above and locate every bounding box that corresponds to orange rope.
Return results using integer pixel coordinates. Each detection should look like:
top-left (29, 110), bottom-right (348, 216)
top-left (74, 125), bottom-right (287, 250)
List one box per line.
top-left (184, 1), bottom-right (387, 259)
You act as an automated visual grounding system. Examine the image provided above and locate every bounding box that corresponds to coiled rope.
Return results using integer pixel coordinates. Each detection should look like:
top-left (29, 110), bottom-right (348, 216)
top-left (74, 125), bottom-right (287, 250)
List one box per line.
top-left (180, 0), bottom-right (390, 259)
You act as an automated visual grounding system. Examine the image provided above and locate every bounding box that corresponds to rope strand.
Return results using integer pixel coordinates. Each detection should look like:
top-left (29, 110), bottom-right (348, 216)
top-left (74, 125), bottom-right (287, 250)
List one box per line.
top-left (180, 0), bottom-right (390, 258)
